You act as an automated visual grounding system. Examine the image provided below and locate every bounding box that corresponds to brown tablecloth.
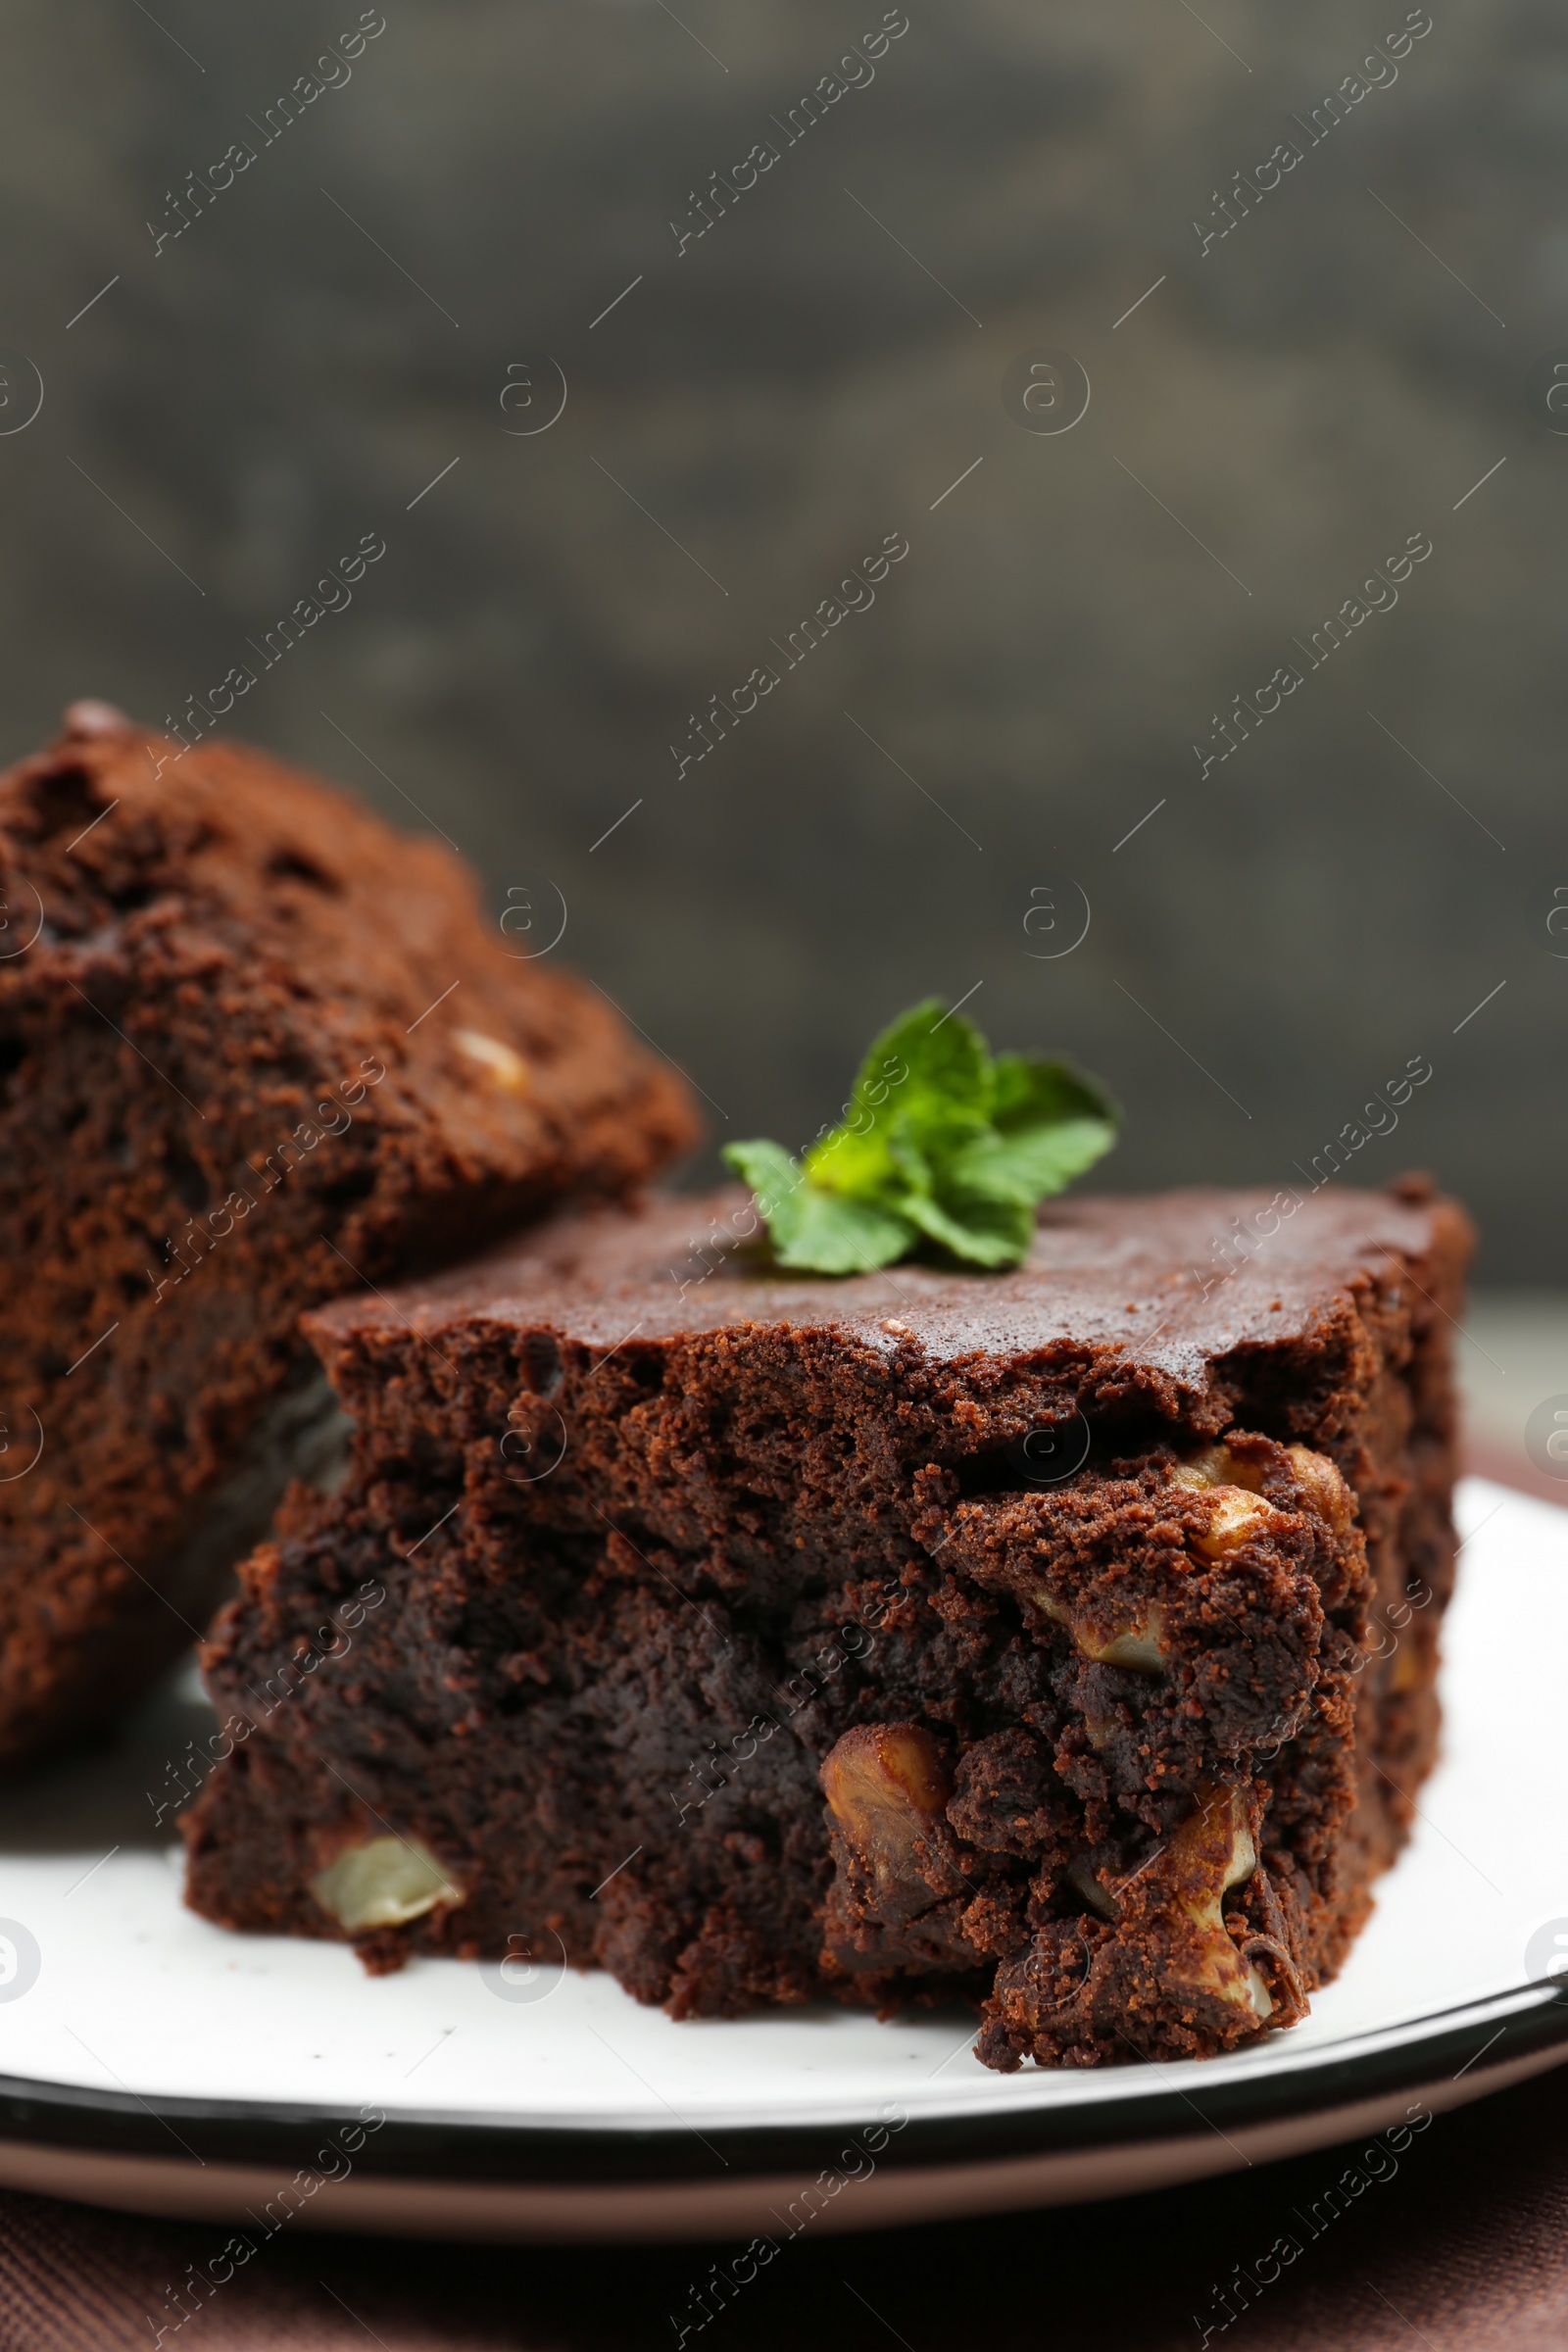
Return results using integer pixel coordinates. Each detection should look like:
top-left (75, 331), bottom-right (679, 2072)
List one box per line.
top-left (2, 2057), bottom-right (1565, 2350)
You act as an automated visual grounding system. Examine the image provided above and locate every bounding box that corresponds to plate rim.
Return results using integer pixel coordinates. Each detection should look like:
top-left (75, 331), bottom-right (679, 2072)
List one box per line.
top-left (1, 1982), bottom-right (1562, 2183)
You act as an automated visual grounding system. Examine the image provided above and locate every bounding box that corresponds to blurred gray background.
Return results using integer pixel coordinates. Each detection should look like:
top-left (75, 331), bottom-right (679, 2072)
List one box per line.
top-left (1, 0), bottom-right (1560, 1274)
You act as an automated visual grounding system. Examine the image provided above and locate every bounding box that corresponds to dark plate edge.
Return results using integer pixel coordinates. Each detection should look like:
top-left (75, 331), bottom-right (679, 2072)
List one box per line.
top-left (0, 1984), bottom-right (1562, 2184)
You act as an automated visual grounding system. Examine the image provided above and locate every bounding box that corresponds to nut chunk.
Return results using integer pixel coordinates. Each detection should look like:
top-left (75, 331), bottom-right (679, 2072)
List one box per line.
top-left (979, 1782), bottom-right (1300, 2070)
top-left (1159, 1784), bottom-right (1272, 2022)
top-left (819, 1723), bottom-right (973, 1978)
top-left (311, 1836), bottom-right (464, 1933)
top-left (1171, 1447), bottom-right (1283, 1560)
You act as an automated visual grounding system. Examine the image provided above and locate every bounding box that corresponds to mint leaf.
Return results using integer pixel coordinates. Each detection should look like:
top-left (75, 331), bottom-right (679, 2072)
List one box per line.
top-left (957, 1055), bottom-right (1118, 1201)
top-left (721, 1138), bottom-right (803, 1222)
top-left (770, 1190), bottom-right (915, 1274)
top-left (725, 1003), bottom-right (1118, 1275)
top-left (899, 1178), bottom-right (1036, 1267)
top-left (948, 1119), bottom-right (1116, 1204)
top-left (990, 1053), bottom-right (1111, 1133)
top-left (885, 1124), bottom-right (1039, 1265)
top-left (722, 1139), bottom-right (913, 1273)
top-left (806, 998), bottom-right (988, 1199)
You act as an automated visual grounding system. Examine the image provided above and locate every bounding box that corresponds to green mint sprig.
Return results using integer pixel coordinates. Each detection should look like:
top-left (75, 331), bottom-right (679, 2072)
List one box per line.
top-left (723, 998), bottom-right (1118, 1274)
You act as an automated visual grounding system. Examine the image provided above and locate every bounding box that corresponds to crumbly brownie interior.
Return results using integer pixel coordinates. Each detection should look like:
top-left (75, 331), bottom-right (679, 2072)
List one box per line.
top-left (184, 1181), bottom-right (1469, 2068)
top-left (0, 710), bottom-right (696, 1762)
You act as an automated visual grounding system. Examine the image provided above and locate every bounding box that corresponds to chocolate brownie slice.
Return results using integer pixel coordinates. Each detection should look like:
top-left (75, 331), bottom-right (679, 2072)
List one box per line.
top-left (0, 706), bottom-right (696, 1762)
top-left (183, 1178), bottom-right (1470, 2068)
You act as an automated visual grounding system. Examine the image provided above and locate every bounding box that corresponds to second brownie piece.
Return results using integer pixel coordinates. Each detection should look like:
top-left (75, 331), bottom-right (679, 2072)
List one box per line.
top-left (184, 1179), bottom-right (1469, 2068)
top-left (0, 710), bottom-right (696, 1762)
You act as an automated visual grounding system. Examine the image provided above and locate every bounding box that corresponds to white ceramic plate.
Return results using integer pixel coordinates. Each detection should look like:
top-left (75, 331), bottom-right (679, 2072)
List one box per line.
top-left (0, 1477), bottom-right (1564, 2241)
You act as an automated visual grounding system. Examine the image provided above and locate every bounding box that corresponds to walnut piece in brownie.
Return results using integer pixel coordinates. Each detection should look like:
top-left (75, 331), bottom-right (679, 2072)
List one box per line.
top-left (0, 707), bottom-right (696, 1762)
top-left (182, 1179), bottom-right (1470, 2067)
